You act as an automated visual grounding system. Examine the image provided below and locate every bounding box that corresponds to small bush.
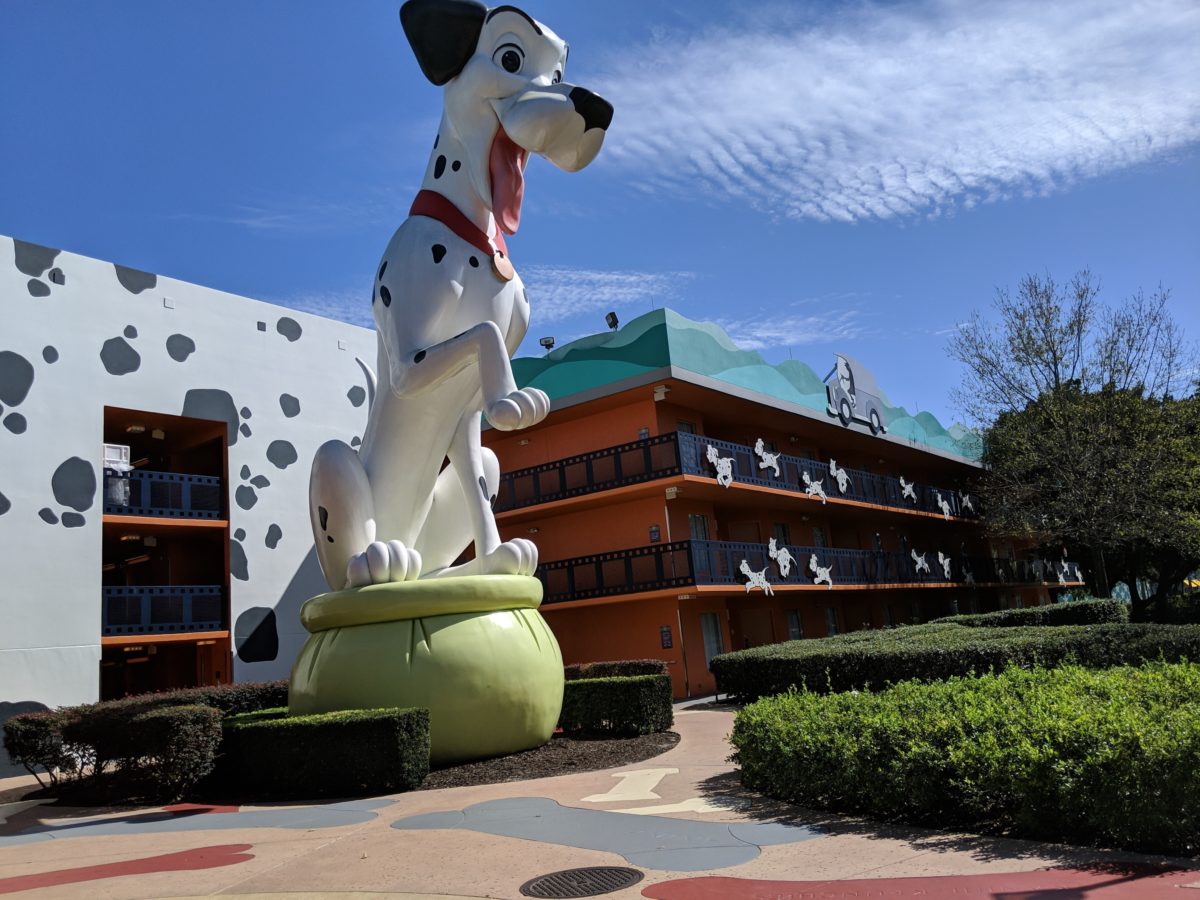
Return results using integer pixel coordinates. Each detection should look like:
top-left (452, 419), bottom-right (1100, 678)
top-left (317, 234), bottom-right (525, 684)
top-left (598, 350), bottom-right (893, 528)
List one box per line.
top-left (559, 675), bottom-right (673, 735)
top-left (730, 662), bottom-right (1200, 855)
top-left (127, 705), bottom-right (222, 799)
top-left (930, 598), bottom-right (1128, 628)
top-left (564, 659), bottom-right (669, 680)
top-left (3, 711), bottom-right (71, 787)
top-left (712, 622), bottom-right (1200, 700)
top-left (118, 680), bottom-right (288, 715)
top-left (216, 707), bottom-right (429, 798)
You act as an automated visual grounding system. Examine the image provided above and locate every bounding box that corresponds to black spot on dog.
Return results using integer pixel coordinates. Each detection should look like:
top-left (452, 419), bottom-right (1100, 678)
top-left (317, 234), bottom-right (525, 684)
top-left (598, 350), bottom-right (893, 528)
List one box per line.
top-left (521, 287), bottom-right (529, 305)
top-left (27, 280), bottom-right (50, 298)
top-left (318, 506), bottom-right (329, 531)
top-left (347, 386), bottom-right (366, 408)
top-left (240, 465), bottom-right (251, 480)
top-left (42, 346), bottom-right (58, 364)
top-left (48, 267), bottom-right (65, 285)
top-left (0, 490), bottom-right (9, 516)
top-left (431, 244), bottom-right (446, 264)
top-left (327, 535), bottom-right (335, 543)
top-left (276, 317), bottom-right (302, 342)
top-left (235, 485), bottom-right (258, 510)
top-left (234, 527), bottom-right (247, 541)
top-left (183, 389), bottom-right (240, 446)
top-left (166, 334), bottom-right (195, 361)
top-left (234, 607), bottom-right (277, 662)
top-left (434, 133), bottom-right (439, 149)
top-left (230, 538), bottom-right (249, 581)
top-left (240, 406), bottom-right (252, 419)
top-left (0, 352), bottom-right (35, 406)
top-left (38, 508), bottom-right (58, 525)
top-left (114, 264), bottom-right (157, 294)
top-left (280, 394), bottom-right (301, 417)
top-left (52, 457), bottom-right (96, 511)
top-left (266, 440), bottom-right (298, 469)
top-left (250, 474), bottom-right (270, 489)
top-left (469, 256), bottom-right (479, 268)
top-left (378, 260), bottom-right (388, 280)
top-left (3, 413), bottom-right (26, 434)
top-left (239, 423), bottom-right (252, 438)
top-left (123, 325), bottom-right (137, 339)
top-left (434, 155), bottom-right (447, 179)
top-left (414, 350), bottom-right (427, 364)
top-left (265, 523), bottom-right (283, 549)
top-left (13, 240), bottom-right (59, 277)
top-left (62, 512), bottom-right (85, 528)
top-left (490, 493), bottom-right (497, 509)
top-left (350, 436), bottom-right (362, 448)
top-left (451, 160), bottom-right (461, 172)
top-left (100, 337), bottom-right (140, 375)
top-left (478, 476), bottom-right (488, 499)
top-left (379, 285), bottom-right (392, 307)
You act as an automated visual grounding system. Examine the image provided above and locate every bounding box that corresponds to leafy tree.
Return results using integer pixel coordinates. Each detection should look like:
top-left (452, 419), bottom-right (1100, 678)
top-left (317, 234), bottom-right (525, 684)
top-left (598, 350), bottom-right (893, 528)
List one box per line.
top-left (949, 271), bottom-right (1198, 620)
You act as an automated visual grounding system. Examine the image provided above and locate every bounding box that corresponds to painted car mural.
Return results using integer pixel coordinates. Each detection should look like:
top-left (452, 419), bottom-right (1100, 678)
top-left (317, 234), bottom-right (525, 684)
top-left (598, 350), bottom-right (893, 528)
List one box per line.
top-left (824, 354), bottom-right (888, 435)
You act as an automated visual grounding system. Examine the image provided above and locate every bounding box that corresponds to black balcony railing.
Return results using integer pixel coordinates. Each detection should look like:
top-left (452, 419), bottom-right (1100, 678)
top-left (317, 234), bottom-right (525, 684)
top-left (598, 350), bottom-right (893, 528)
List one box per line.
top-left (537, 538), bottom-right (1083, 605)
top-left (102, 585), bottom-right (224, 636)
top-left (496, 431), bottom-right (980, 520)
top-left (104, 468), bottom-right (222, 519)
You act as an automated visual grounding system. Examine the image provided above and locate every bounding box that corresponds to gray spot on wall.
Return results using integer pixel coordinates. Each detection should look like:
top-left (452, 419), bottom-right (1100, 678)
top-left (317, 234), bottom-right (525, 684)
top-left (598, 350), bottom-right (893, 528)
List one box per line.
top-left (350, 436), bottom-right (362, 448)
top-left (230, 538), bottom-right (249, 581)
top-left (235, 485), bottom-right (258, 510)
top-left (100, 337), bottom-right (141, 376)
top-left (13, 240), bottom-right (59, 277)
top-left (27, 280), bottom-right (50, 298)
top-left (48, 267), bottom-right (65, 285)
top-left (239, 423), bottom-right (252, 438)
top-left (0, 352), bottom-right (35, 406)
top-left (234, 528), bottom-right (246, 541)
top-left (38, 508), bottom-right (58, 525)
top-left (240, 465), bottom-right (251, 480)
top-left (276, 318), bottom-right (302, 342)
top-left (182, 389), bottom-right (240, 446)
top-left (234, 607), bottom-right (278, 663)
top-left (166, 334), bottom-right (196, 362)
top-left (114, 264), bottom-right (157, 294)
top-left (3, 413), bottom-right (27, 434)
top-left (250, 474), bottom-right (270, 488)
top-left (41, 346), bottom-right (58, 364)
top-left (123, 325), bottom-right (138, 339)
top-left (265, 524), bottom-right (282, 549)
top-left (51, 457), bottom-right (96, 511)
top-left (240, 406), bottom-right (252, 419)
top-left (61, 513), bottom-right (85, 528)
top-left (0, 491), bottom-right (9, 516)
top-left (347, 386), bottom-right (366, 407)
top-left (266, 440), bottom-right (297, 469)
top-left (279, 394), bottom-right (300, 417)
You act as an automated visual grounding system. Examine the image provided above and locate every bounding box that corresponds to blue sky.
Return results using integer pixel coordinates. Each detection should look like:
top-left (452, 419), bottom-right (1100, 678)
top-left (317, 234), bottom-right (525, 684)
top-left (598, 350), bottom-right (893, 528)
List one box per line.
top-left (2, 0), bottom-right (1197, 426)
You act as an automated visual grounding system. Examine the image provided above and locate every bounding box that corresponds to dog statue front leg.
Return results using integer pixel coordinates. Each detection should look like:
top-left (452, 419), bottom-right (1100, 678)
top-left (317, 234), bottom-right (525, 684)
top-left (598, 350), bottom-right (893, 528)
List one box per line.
top-left (387, 321), bottom-right (550, 432)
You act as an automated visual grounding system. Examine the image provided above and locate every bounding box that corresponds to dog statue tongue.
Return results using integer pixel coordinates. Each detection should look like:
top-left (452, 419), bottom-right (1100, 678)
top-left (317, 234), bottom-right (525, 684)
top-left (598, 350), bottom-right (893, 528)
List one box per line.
top-left (490, 126), bottom-right (528, 235)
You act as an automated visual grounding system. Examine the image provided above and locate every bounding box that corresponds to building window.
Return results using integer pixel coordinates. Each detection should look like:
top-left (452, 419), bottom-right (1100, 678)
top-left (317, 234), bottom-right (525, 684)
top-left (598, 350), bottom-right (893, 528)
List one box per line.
top-left (688, 514), bottom-right (710, 541)
top-left (648, 524), bottom-right (661, 543)
top-left (677, 420), bottom-right (696, 434)
top-left (700, 612), bottom-right (723, 670)
top-left (772, 522), bottom-right (790, 545)
top-left (812, 526), bottom-right (827, 547)
top-left (786, 609), bottom-right (804, 640)
top-left (825, 606), bottom-right (839, 636)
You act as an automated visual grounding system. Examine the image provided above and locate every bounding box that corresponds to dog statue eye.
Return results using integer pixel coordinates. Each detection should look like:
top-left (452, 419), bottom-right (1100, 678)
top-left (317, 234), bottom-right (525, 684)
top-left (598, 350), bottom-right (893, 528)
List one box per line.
top-left (493, 43), bottom-right (524, 74)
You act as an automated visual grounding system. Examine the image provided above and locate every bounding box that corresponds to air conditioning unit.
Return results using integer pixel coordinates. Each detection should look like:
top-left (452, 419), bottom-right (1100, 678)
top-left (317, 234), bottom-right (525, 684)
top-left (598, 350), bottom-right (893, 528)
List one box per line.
top-left (103, 443), bottom-right (132, 508)
top-left (103, 443), bottom-right (131, 470)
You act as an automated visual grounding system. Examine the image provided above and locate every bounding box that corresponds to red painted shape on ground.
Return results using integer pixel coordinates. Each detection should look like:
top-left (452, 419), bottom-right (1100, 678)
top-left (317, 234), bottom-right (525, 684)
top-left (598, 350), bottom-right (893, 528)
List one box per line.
top-left (163, 802), bottom-right (240, 814)
top-left (642, 866), bottom-right (1199, 900)
top-left (0, 843), bottom-right (253, 894)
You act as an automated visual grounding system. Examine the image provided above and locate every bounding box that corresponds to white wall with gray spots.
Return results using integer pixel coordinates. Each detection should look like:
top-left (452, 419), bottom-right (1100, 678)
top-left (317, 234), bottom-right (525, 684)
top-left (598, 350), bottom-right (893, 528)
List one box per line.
top-left (0, 234), bottom-right (375, 770)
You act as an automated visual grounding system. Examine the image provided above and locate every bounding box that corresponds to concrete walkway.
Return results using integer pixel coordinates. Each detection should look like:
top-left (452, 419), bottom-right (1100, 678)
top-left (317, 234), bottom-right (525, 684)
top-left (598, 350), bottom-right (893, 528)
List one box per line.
top-left (0, 702), bottom-right (1196, 898)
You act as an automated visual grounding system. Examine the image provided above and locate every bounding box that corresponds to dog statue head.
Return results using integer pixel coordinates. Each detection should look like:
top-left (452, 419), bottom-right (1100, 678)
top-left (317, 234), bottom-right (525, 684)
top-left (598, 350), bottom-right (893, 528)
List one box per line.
top-left (401, 0), bottom-right (614, 235)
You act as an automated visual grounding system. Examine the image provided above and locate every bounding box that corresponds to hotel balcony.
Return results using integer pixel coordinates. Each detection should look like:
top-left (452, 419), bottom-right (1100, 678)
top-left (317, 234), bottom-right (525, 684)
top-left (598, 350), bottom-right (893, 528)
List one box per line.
top-left (497, 431), bottom-right (979, 521)
top-left (102, 585), bottom-right (225, 637)
top-left (537, 538), bottom-right (1084, 606)
top-left (103, 468), bottom-right (223, 519)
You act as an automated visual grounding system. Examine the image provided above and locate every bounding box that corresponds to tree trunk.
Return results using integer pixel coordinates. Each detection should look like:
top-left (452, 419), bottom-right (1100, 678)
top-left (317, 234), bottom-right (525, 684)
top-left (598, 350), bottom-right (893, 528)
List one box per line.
top-left (1090, 548), bottom-right (1111, 598)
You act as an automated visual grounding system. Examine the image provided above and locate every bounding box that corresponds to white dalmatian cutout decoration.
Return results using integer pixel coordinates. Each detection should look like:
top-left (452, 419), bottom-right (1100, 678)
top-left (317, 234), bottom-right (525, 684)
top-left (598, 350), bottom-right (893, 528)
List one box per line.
top-left (809, 553), bottom-right (834, 590)
top-left (934, 490), bottom-right (952, 520)
top-left (308, 0), bottom-right (613, 590)
top-left (802, 470), bottom-right (828, 504)
top-left (959, 491), bottom-right (975, 514)
top-left (829, 458), bottom-right (853, 494)
top-left (899, 476), bottom-right (918, 503)
top-left (937, 551), bottom-right (952, 580)
top-left (768, 537), bottom-right (795, 578)
top-left (754, 438), bottom-right (782, 478)
top-left (739, 559), bottom-right (774, 595)
top-left (706, 445), bottom-right (735, 488)
top-left (911, 550), bottom-right (931, 576)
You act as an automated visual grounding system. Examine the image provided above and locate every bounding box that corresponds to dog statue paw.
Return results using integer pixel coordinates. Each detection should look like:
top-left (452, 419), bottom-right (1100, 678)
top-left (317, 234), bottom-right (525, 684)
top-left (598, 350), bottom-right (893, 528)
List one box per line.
top-left (346, 540), bottom-right (423, 588)
top-left (486, 387), bottom-right (550, 432)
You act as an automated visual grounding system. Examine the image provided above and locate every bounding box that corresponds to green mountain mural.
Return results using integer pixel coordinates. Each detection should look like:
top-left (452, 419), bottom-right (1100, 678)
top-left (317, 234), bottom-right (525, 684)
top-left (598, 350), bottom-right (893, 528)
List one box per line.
top-left (512, 309), bottom-right (982, 461)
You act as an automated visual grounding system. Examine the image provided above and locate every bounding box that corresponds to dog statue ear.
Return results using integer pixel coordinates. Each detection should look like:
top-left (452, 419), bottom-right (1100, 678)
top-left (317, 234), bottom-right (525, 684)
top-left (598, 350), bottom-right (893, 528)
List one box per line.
top-left (400, 0), bottom-right (488, 85)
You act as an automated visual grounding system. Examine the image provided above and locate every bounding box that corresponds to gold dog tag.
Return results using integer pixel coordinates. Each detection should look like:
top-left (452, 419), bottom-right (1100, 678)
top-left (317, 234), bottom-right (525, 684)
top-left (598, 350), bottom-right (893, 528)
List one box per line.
top-left (492, 251), bottom-right (515, 282)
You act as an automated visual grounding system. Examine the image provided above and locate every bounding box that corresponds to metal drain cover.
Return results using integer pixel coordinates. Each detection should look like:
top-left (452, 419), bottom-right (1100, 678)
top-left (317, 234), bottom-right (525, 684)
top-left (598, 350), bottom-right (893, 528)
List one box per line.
top-left (520, 865), bottom-right (644, 898)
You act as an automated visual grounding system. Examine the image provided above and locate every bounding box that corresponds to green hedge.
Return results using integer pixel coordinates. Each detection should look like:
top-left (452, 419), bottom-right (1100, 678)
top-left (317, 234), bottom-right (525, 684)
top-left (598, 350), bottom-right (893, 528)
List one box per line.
top-left (930, 598), bottom-right (1128, 628)
top-left (730, 662), bottom-right (1200, 855)
top-left (3, 711), bottom-right (70, 787)
top-left (125, 705), bottom-right (222, 798)
top-left (564, 659), bottom-right (669, 680)
top-left (558, 675), bottom-right (673, 735)
top-left (215, 707), bottom-right (429, 798)
top-left (712, 622), bottom-right (1200, 700)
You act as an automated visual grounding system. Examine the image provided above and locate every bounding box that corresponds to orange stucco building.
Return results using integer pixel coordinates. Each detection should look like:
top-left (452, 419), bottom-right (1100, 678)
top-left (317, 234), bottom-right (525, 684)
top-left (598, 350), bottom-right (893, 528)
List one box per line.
top-left (485, 310), bottom-right (1084, 698)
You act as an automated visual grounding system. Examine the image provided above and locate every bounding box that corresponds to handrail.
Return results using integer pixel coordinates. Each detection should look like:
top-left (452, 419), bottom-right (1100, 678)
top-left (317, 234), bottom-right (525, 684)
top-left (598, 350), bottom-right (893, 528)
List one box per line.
top-left (104, 468), bottom-right (223, 519)
top-left (102, 584), bottom-right (224, 636)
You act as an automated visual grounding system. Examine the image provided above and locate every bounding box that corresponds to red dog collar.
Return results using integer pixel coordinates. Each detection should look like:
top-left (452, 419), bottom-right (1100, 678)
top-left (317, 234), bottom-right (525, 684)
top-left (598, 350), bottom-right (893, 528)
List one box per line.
top-left (409, 190), bottom-right (512, 280)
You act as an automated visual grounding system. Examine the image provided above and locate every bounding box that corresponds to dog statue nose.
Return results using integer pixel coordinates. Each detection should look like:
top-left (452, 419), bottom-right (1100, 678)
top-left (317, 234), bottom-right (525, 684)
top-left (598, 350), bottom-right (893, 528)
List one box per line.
top-left (569, 87), bottom-right (614, 132)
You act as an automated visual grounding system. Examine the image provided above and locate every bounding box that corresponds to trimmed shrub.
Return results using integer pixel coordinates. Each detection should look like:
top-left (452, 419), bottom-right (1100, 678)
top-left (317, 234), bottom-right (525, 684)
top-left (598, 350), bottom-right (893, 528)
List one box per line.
top-left (712, 622), bottom-right (1200, 700)
top-left (930, 598), bottom-right (1128, 628)
top-left (216, 707), bottom-right (429, 798)
top-left (730, 662), bottom-right (1200, 856)
top-left (127, 705), bottom-right (222, 799)
top-left (564, 659), bottom-right (669, 680)
top-left (3, 711), bottom-right (71, 787)
top-left (559, 675), bottom-right (673, 735)
top-left (118, 680), bottom-right (288, 715)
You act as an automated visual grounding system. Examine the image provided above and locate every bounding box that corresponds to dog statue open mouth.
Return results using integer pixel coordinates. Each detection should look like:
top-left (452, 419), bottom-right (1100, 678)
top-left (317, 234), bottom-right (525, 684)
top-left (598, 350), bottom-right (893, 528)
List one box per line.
top-left (309, 0), bottom-right (613, 590)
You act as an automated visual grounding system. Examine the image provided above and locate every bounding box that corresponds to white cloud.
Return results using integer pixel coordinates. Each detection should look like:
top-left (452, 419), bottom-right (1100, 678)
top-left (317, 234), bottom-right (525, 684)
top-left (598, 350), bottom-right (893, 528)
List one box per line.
top-left (593, 0), bottom-right (1200, 222)
top-left (277, 288), bottom-right (374, 329)
top-left (716, 308), bottom-right (865, 351)
top-left (521, 265), bottom-right (693, 323)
